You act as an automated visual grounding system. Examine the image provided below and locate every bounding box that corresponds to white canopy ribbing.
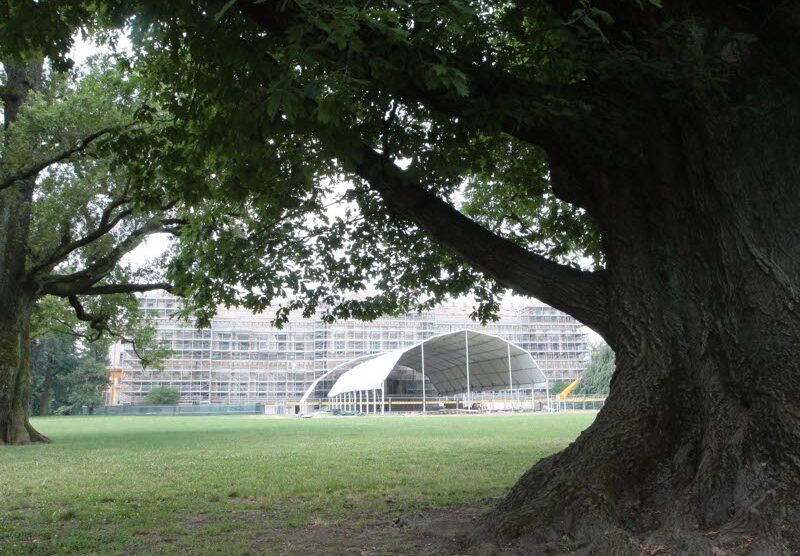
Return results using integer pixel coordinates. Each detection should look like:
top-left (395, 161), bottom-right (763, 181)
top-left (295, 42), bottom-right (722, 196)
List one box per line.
top-left (298, 352), bottom-right (382, 405)
top-left (326, 329), bottom-right (546, 397)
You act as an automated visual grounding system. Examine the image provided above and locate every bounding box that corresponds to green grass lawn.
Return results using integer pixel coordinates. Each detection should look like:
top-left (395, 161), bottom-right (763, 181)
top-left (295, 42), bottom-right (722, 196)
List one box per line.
top-left (0, 413), bottom-right (595, 555)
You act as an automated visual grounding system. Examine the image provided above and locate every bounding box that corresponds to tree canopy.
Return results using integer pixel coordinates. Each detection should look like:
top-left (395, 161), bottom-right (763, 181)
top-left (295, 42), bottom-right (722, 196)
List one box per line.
top-left (3, 1), bottom-right (615, 328)
top-left (145, 385), bottom-right (180, 406)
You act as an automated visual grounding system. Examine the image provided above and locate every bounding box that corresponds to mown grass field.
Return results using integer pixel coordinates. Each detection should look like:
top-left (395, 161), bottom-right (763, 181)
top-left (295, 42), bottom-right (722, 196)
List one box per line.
top-left (0, 413), bottom-right (595, 555)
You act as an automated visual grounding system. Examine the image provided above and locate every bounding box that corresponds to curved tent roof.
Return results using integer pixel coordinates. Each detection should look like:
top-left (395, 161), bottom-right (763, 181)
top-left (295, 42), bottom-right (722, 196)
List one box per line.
top-left (298, 353), bottom-right (383, 405)
top-left (327, 329), bottom-right (547, 398)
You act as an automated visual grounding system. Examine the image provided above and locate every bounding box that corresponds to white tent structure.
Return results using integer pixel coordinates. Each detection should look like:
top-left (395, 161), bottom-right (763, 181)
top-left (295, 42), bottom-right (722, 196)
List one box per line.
top-left (304, 329), bottom-right (548, 415)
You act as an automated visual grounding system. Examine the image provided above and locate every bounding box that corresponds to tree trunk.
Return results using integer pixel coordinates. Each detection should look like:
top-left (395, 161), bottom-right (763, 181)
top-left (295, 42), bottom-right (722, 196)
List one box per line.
top-left (38, 377), bottom-right (52, 416)
top-left (0, 295), bottom-right (47, 444)
top-left (471, 60), bottom-right (800, 554)
top-left (0, 58), bottom-right (47, 445)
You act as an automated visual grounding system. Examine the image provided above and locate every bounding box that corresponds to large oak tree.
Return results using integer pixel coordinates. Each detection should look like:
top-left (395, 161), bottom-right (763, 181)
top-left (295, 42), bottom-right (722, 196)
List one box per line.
top-left (0, 57), bottom-right (178, 444)
top-left (5, 0), bottom-right (800, 553)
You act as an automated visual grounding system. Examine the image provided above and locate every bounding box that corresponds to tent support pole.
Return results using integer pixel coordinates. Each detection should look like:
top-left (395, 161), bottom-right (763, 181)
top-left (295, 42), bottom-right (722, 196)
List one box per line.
top-left (507, 343), bottom-right (512, 411)
top-left (546, 382), bottom-right (551, 412)
top-left (421, 343), bottom-right (426, 415)
top-left (373, 389), bottom-right (377, 414)
top-left (381, 382), bottom-right (385, 415)
top-left (465, 330), bottom-right (470, 410)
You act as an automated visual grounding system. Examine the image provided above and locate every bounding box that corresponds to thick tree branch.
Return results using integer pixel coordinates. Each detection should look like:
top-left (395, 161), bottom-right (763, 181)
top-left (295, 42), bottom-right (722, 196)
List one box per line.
top-left (28, 196), bottom-right (134, 278)
top-left (0, 127), bottom-right (114, 192)
top-left (67, 288), bottom-right (171, 350)
top-left (37, 216), bottom-right (178, 295)
top-left (77, 282), bottom-right (173, 295)
top-left (347, 143), bottom-right (611, 336)
top-left (67, 294), bottom-right (105, 337)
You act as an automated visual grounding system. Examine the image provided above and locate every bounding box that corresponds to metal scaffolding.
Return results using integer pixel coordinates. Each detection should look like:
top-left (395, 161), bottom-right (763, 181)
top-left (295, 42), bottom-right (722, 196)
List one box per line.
top-left (111, 295), bottom-right (589, 409)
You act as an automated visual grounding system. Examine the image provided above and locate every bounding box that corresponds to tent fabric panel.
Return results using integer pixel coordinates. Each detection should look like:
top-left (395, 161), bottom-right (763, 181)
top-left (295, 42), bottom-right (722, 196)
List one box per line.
top-left (299, 352), bottom-right (384, 404)
top-left (326, 329), bottom-right (548, 398)
top-left (327, 350), bottom-right (404, 397)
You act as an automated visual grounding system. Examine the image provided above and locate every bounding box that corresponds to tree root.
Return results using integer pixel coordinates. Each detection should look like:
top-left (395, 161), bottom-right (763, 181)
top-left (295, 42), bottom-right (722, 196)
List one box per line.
top-left (1, 414), bottom-right (50, 445)
top-left (463, 502), bottom-right (799, 556)
top-left (25, 419), bottom-right (50, 443)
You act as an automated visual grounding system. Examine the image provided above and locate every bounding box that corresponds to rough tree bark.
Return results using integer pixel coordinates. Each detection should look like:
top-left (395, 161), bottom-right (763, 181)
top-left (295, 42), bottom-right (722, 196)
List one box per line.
top-left (0, 58), bottom-right (48, 444)
top-left (463, 48), bottom-right (800, 556)
top-left (38, 372), bottom-right (52, 416)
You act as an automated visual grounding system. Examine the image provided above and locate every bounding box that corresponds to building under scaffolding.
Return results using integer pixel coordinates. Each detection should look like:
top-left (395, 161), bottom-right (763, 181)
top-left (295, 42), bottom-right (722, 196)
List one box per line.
top-left (109, 294), bottom-right (589, 410)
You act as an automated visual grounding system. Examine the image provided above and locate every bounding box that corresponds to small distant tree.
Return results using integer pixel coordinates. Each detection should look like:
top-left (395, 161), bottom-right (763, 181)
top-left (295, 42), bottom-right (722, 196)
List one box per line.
top-left (575, 344), bottom-right (615, 396)
top-left (146, 386), bottom-right (180, 406)
top-left (30, 297), bottom-right (170, 415)
top-left (64, 356), bottom-right (108, 414)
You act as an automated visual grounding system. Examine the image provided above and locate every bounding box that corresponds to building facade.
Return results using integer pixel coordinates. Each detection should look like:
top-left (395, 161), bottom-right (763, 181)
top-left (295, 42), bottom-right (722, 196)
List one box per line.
top-left (110, 295), bottom-right (589, 407)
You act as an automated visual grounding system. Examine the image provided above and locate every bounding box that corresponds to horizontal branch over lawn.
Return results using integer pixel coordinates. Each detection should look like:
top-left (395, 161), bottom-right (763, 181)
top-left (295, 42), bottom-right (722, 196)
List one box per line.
top-left (348, 142), bottom-right (611, 337)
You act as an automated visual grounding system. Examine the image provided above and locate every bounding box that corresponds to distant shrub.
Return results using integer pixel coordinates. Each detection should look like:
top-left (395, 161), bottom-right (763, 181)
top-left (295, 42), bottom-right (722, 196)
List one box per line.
top-left (575, 343), bottom-right (615, 396)
top-left (146, 386), bottom-right (181, 405)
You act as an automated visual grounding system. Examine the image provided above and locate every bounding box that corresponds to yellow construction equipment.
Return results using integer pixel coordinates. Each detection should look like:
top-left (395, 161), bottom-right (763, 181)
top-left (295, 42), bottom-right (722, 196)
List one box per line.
top-left (556, 377), bottom-right (581, 400)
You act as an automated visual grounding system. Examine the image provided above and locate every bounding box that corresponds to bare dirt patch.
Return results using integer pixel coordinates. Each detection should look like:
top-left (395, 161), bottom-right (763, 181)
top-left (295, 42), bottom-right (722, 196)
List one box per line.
top-left (140, 504), bottom-right (491, 555)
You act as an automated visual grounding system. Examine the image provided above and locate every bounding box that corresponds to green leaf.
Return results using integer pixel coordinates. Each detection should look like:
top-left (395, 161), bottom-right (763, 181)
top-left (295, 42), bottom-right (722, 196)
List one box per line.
top-left (214, 0), bottom-right (239, 22)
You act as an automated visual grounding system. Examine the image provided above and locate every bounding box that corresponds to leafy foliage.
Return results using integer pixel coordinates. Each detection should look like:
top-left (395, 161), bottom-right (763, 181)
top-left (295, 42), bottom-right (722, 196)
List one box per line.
top-left (1, 0), bottom-right (760, 334)
top-left (29, 333), bottom-right (78, 415)
top-left (575, 343), bottom-right (615, 396)
top-left (30, 333), bottom-right (110, 414)
top-left (146, 386), bottom-right (180, 405)
top-left (1, 54), bottom-right (179, 332)
top-left (110, 0), bottom-right (608, 324)
top-left (63, 356), bottom-right (109, 412)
